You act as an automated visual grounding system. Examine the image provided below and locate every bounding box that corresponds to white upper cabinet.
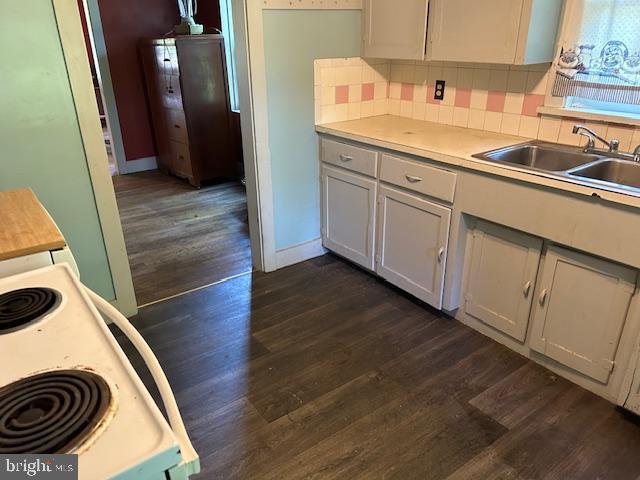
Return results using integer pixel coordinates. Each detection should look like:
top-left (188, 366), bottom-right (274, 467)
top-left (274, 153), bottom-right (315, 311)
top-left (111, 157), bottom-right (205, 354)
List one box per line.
top-left (464, 221), bottom-right (542, 342)
top-left (362, 0), bottom-right (429, 60)
top-left (362, 0), bottom-right (562, 64)
top-left (376, 185), bottom-right (450, 309)
top-left (529, 245), bottom-right (637, 384)
top-left (427, 0), bottom-right (563, 64)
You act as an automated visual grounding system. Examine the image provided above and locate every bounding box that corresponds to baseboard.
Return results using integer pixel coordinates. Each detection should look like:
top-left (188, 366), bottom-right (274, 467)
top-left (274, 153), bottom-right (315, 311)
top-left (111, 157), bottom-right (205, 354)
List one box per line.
top-left (275, 238), bottom-right (327, 269)
top-left (121, 156), bottom-right (158, 174)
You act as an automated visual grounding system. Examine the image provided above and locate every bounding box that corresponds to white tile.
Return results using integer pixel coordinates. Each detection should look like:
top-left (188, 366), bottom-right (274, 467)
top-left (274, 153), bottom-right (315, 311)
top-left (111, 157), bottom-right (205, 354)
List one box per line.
top-left (468, 109), bottom-right (486, 130)
top-left (501, 113), bottom-right (521, 135)
top-left (414, 85), bottom-right (427, 103)
top-left (321, 86), bottom-right (334, 106)
top-left (442, 86), bottom-right (456, 106)
top-left (438, 105), bottom-right (454, 125)
top-left (349, 84), bottom-right (361, 103)
top-left (526, 71), bottom-right (548, 95)
top-left (388, 99), bottom-right (401, 115)
top-left (374, 98), bottom-right (388, 115)
top-left (457, 68), bottom-right (474, 89)
top-left (331, 58), bottom-right (349, 67)
top-left (558, 119), bottom-right (580, 145)
top-left (401, 64), bottom-right (416, 83)
top-left (504, 92), bottom-right (524, 114)
top-left (484, 111), bottom-right (503, 133)
top-left (518, 116), bottom-right (540, 138)
top-left (315, 58), bottom-right (333, 68)
top-left (414, 65), bottom-right (428, 86)
top-left (362, 65), bottom-right (377, 83)
top-left (347, 65), bottom-right (362, 85)
top-left (453, 107), bottom-right (470, 128)
top-left (335, 103), bottom-right (349, 122)
top-left (489, 70), bottom-right (508, 91)
top-left (361, 101), bottom-right (374, 118)
top-left (443, 66), bottom-right (458, 86)
top-left (345, 57), bottom-right (362, 66)
top-left (347, 102), bottom-right (361, 120)
top-left (507, 70), bottom-right (528, 93)
top-left (374, 81), bottom-right (388, 100)
top-left (314, 66), bottom-right (322, 86)
top-left (335, 67), bottom-right (350, 85)
top-left (470, 89), bottom-right (488, 110)
top-left (390, 64), bottom-right (403, 82)
top-left (538, 116), bottom-right (561, 142)
top-left (320, 67), bottom-right (336, 87)
top-left (412, 102), bottom-right (427, 120)
top-left (472, 69), bottom-right (490, 90)
top-left (400, 100), bottom-right (413, 118)
top-left (425, 103), bottom-right (440, 122)
top-left (321, 105), bottom-right (337, 124)
top-left (389, 82), bottom-right (401, 100)
top-left (428, 65), bottom-right (443, 83)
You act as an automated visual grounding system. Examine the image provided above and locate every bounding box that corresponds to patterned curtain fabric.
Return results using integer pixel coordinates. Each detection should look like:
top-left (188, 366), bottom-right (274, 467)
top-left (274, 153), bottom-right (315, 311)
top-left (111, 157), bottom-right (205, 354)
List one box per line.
top-left (552, 0), bottom-right (640, 105)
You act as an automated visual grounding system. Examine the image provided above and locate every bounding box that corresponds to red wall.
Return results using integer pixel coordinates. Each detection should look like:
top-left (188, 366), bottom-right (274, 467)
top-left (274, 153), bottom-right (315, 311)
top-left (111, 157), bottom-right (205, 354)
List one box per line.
top-left (97, 1), bottom-right (221, 162)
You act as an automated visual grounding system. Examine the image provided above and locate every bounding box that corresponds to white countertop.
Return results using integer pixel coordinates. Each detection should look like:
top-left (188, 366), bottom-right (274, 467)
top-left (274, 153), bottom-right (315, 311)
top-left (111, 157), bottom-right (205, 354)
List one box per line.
top-left (316, 115), bottom-right (640, 210)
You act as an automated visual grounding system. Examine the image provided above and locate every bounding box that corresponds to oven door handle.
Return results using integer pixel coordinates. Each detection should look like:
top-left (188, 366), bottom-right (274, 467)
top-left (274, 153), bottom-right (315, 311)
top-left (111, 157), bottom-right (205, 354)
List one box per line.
top-left (84, 287), bottom-right (200, 476)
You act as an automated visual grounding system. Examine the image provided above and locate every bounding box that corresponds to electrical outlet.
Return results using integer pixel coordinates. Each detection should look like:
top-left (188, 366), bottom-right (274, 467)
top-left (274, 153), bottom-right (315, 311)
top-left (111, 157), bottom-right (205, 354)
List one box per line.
top-left (434, 80), bottom-right (445, 101)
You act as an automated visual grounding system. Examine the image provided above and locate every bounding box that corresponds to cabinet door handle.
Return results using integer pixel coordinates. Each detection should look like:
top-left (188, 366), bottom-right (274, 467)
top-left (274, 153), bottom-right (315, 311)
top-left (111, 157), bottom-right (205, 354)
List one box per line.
top-left (405, 174), bottom-right (423, 183)
top-left (538, 288), bottom-right (548, 306)
top-left (339, 154), bottom-right (353, 162)
top-left (437, 247), bottom-right (445, 263)
top-left (523, 281), bottom-right (532, 298)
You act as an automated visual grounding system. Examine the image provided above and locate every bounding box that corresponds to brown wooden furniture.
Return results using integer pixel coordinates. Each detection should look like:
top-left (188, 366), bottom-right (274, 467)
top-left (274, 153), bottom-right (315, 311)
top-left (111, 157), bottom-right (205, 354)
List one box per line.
top-left (140, 35), bottom-right (235, 187)
top-left (0, 189), bottom-right (66, 261)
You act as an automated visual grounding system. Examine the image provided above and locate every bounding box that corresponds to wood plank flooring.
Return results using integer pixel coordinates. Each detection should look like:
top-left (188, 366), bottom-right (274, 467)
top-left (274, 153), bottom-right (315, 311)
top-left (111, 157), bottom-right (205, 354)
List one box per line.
top-left (113, 254), bottom-right (640, 479)
top-left (112, 170), bottom-right (251, 305)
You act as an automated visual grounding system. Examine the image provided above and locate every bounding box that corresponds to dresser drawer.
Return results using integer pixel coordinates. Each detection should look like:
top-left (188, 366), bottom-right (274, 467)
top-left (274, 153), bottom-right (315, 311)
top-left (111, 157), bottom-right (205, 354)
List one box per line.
top-left (380, 154), bottom-right (456, 203)
top-left (321, 138), bottom-right (378, 178)
top-left (169, 141), bottom-right (192, 178)
top-left (154, 45), bottom-right (179, 75)
top-left (166, 108), bottom-right (188, 143)
top-left (160, 75), bottom-right (183, 110)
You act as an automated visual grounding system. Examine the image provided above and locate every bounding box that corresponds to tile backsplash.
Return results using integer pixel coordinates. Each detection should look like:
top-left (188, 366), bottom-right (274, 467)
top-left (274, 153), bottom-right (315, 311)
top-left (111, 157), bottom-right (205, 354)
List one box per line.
top-left (314, 57), bottom-right (640, 147)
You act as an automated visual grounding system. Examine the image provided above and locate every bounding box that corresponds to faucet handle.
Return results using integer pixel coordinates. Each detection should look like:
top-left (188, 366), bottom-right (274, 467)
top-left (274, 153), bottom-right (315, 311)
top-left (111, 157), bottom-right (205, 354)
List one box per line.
top-left (609, 139), bottom-right (620, 152)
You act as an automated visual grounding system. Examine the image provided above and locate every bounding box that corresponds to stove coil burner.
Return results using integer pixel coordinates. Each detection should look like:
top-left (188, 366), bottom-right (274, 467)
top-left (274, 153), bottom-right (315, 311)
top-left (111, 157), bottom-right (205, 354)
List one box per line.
top-left (0, 288), bottom-right (60, 334)
top-left (0, 370), bottom-right (112, 454)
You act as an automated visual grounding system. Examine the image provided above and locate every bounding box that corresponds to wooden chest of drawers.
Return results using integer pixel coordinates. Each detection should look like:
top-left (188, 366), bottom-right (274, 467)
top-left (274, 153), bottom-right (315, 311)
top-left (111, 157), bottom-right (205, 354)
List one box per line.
top-left (140, 35), bottom-right (235, 187)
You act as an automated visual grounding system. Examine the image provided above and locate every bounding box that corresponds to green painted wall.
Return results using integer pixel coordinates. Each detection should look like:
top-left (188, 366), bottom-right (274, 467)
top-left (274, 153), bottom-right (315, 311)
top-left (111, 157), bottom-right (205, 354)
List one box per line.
top-left (263, 10), bottom-right (361, 250)
top-left (0, 2), bottom-right (115, 298)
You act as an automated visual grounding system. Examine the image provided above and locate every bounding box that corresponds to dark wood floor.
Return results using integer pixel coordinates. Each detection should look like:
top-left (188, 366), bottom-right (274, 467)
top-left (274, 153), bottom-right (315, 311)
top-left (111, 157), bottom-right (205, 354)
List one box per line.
top-left (112, 170), bottom-right (252, 305)
top-left (114, 254), bottom-right (640, 479)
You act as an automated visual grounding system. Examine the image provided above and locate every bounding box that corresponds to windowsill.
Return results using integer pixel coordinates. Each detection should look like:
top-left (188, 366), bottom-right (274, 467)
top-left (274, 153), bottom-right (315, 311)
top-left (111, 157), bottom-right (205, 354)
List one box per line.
top-left (537, 105), bottom-right (640, 127)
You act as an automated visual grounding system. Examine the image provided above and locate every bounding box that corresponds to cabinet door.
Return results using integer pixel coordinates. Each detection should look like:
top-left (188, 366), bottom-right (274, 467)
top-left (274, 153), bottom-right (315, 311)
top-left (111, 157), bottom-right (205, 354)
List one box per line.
top-left (427, 0), bottom-right (523, 63)
top-left (464, 221), bottom-right (542, 342)
top-left (362, 0), bottom-right (429, 60)
top-left (529, 246), bottom-right (637, 384)
top-left (376, 186), bottom-right (450, 309)
top-left (321, 165), bottom-right (377, 271)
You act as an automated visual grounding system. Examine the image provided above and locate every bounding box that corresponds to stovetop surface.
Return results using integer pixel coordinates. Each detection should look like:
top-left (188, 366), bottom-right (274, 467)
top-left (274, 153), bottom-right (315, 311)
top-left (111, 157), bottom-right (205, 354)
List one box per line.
top-left (0, 265), bottom-right (180, 479)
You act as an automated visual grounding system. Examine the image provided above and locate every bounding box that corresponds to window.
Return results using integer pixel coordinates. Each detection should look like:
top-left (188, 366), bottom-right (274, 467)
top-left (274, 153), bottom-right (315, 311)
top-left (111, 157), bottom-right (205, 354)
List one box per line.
top-left (553, 0), bottom-right (640, 116)
top-left (220, 0), bottom-right (239, 112)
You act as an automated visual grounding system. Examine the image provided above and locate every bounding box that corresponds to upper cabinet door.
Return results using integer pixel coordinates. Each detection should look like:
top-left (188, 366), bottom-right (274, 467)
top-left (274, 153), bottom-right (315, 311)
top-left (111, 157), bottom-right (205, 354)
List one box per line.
top-left (362, 0), bottom-right (429, 60)
top-left (376, 185), bottom-right (450, 309)
top-left (464, 221), bottom-right (542, 342)
top-left (529, 246), bottom-right (637, 384)
top-left (427, 0), bottom-right (524, 64)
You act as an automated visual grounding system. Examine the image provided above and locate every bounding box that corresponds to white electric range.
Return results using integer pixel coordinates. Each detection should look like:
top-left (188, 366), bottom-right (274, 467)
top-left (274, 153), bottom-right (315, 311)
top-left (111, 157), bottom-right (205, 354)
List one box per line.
top-left (0, 264), bottom-right (199, 479)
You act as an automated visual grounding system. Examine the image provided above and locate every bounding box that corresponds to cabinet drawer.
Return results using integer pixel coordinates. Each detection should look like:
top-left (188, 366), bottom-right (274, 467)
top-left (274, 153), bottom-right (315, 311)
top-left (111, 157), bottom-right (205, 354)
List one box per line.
top-left (160, 75), bottom-right (183, 110)
top-left (166, 108), bottom-right (188, 143)
top-left (380, 154), bottom-right (456, 203)
top-left (321, 138), bottom-right (378, 178)
top-left (169, 141), bottom-right (192, 178)
top-left (154, 45), bottom-right (179, 75)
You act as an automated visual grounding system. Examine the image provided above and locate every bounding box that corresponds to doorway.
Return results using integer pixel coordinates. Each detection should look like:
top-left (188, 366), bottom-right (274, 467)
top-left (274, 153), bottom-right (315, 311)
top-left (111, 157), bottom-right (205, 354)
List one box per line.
top-left (79, 0), bottom-right (253, 307)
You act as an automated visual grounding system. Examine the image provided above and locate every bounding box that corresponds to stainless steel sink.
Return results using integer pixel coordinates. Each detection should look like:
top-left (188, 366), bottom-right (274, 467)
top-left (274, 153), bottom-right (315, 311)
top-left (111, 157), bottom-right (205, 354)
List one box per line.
top-left (568, 159), bottom-right (640, 189)
top-left (473, 142), bottom-right (605, 172)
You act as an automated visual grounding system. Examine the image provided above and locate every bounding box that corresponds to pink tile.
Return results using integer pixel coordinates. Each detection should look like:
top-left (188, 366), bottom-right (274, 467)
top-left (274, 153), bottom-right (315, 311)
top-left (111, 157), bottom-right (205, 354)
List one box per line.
top-left (401, 83), bottom-right (415, 101)
top-left (522, 94), bottom-right (545, 116)
top-left (486, 91), bottom-right (506, 112)
top-left (335, 85), bottom-right (349, 104)
top-left (361, 83), bottom-right (375, 102)
top-left (427, 85), bottom-right (441, 104)
top-left (455, 88), bottom-right (471, 108)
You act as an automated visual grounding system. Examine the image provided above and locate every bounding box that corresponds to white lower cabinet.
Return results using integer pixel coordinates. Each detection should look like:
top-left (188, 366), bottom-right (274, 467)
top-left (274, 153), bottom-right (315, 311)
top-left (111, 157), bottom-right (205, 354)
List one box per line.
top-left (529, 245), bottom-right (637, 384)
top-left (464, 220), bottom-right (542, 342)
top-left (375, 185), bottom-right (451, 309)
top-left (321, 165), bottom-right (377, 270)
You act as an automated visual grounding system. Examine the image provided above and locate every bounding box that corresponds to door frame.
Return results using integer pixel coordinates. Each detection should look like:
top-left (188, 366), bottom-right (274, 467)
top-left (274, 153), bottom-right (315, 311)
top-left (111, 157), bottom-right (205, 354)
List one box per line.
top-left (53, 0), bottom-right (277, 316)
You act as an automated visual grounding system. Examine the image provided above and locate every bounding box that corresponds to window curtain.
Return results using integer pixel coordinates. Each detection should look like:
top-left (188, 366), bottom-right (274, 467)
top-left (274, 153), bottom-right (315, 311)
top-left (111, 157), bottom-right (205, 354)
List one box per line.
top-left (552, 0), bottom-right (640, 105)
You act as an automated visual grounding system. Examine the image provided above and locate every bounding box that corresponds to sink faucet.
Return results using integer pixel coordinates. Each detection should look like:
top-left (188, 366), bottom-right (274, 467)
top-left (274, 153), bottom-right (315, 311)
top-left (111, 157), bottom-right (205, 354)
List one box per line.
top-left (572, 125), bottom-right (619, 153)
top-left (634, 145), bottom-right (640, 163)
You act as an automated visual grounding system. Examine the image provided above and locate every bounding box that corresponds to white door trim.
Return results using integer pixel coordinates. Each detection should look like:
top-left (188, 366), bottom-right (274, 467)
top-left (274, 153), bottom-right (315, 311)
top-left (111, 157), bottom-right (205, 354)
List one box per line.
top-left (53, 0), bottom-right (137, 316)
